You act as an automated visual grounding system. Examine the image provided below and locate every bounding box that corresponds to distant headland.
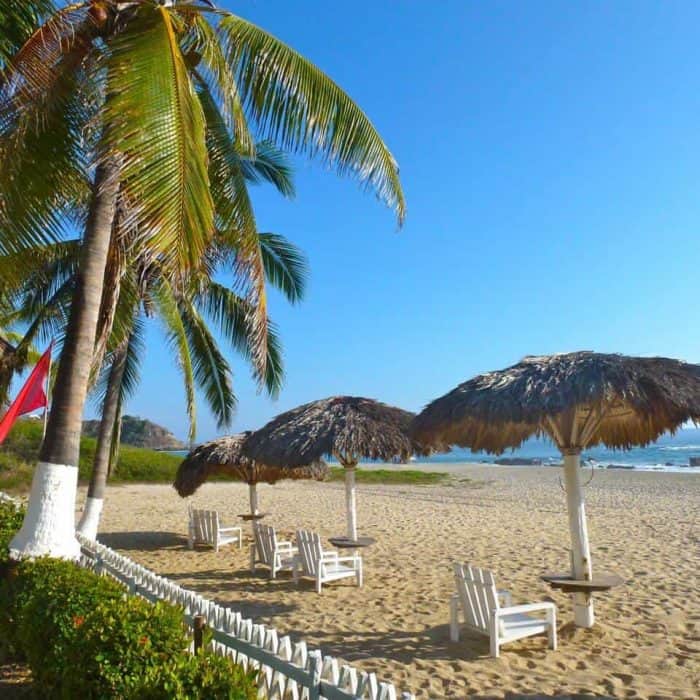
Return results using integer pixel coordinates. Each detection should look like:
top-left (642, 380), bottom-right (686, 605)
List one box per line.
top-left (82, 415), bottom-right (185, 451)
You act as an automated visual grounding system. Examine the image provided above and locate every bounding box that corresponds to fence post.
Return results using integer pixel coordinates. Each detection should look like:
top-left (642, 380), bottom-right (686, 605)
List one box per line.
top-left (307, 652), bottom-right (321, 700)
top-left (193, 614), bottom-right (206, 654)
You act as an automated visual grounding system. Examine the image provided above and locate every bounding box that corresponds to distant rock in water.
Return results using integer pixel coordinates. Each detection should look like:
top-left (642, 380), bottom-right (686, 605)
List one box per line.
top-left (689, 457), bottom-right (700, 467)
top-left (82, 415), bottom-right (185, 450)
top-left (493, 457), bottom-right (543, 466)
top-left (605, 464), bottom-right (635, 470)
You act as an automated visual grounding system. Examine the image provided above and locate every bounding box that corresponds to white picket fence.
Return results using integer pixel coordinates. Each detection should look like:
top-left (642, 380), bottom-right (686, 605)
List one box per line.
top-left (77, 534), bottom-right (414, 700)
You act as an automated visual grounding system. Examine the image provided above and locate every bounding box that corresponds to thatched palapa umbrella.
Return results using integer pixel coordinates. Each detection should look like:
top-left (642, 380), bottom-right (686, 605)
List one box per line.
top-left (174, 432), bottom-right (328, 516)
top-left (411, 352), bottom-right (700, 628)
top-left (243, 396), bottom-right (431, 540)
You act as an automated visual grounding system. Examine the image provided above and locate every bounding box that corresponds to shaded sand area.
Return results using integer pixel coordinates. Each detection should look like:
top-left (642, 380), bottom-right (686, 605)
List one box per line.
top-left (90, 465), bottom-right (699, 699)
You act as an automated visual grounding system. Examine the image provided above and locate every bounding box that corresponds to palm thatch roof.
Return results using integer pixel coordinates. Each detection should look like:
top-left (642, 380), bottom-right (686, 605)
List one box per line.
top-left (173, 432), bottom-right (328, 497)
top-left (411, 352), bottom-right (700, 453)
top-left (243, 396), bottom-right (434, 467)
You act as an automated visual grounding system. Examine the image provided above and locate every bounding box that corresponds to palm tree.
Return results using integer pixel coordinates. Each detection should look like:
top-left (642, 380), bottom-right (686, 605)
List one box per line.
top-left (78, 231), bottom-right (307, 539)
top-left (2, 0), bottom-right (404, 559)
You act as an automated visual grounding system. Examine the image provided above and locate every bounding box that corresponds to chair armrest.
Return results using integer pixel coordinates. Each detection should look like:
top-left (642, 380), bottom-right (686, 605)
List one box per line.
top-left (320, 551), bottom-right (339, 561)
top-left (335, 556), bottom-right (361, 565)
top-left (498, 589), bottom-right (513, 606)
top-left (219, 526), bottom-right (241, 533)
top-left (277, 540), bottom-right (294, 548)
top-left (276, 545), bottom-right (298, 556)
top-left (496, 602), bottom-right (556, 618)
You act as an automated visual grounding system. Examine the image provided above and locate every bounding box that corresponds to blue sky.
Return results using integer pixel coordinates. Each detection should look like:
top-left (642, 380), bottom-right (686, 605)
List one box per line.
top-left (120, 2), bottom-right (700, 441)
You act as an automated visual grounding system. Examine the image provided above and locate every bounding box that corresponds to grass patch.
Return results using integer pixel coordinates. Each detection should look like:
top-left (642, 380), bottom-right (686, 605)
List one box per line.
top-left (328, 467), bottom-right (449, 485)
top-left (0, 419), bottom-right (181, 492)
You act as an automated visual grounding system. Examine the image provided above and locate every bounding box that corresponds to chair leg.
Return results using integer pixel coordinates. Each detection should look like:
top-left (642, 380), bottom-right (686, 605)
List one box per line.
top-left (488, 616), bottom-right (500, 658)
top-left (548, 609), bottom-right (557, 651)
top-left (356, 558), bottom-right (363, 587)
top-left (316, 569), bottom-right (322, 594)
top-left (249, 545), bottom-right (256, 572)
top-left (293, 560), bottom-right (299, 585)
top-left (449, 595), bottom-right (460, 642)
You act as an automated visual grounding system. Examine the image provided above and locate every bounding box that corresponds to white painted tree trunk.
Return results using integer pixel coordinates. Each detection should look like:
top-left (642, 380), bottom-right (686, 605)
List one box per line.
top-left (9, 462), bottom-right (81, 560)
top-left (345, 466), bottom-right (357, 540)
top-left (563, 450), bottom-right (594, 627)
top-left (248, 483), bottom-right (258, 515)
top-left (76, 496), bottom-right (104, 541)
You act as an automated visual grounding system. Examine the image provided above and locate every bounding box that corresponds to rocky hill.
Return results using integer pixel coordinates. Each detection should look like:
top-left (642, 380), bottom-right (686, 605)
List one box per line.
top-left (82, 415), bottom-right (185, 451)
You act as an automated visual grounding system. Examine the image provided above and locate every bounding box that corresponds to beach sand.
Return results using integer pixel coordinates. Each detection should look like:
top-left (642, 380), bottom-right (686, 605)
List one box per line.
top-left (89, 465), bottom-right (699, 699)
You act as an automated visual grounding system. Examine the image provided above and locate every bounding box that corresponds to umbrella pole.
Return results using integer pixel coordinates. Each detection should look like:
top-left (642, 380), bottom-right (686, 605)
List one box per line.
top-left (344, 463), bottom-right (358, 540)
top-left (563, 449), bottom-right (595, 627)
top-left (248, 483), bottom-right (259, 515)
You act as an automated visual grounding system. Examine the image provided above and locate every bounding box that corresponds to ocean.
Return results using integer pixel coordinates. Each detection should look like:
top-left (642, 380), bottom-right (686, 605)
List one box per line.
top-left (418, 427), bottom-right (700, 472)
top-left (175, 428), bottom-right (700, 473)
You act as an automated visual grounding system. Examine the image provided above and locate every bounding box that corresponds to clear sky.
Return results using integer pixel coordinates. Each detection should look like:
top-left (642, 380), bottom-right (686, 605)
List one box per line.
top-left (120, 1), bottom-right (700, 442)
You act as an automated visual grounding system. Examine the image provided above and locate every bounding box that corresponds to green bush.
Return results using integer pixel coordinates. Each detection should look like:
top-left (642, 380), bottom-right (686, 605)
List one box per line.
top-left (0, 554), bottom-right (257, 698)
top-left (63, 596), bottom-right (189, 698)
top-left (11, 559), bottom-right (124, 690)
top-left (140, 652), bottom-right (258, 700)
top-left (0, 498), bottom-right (24, 553)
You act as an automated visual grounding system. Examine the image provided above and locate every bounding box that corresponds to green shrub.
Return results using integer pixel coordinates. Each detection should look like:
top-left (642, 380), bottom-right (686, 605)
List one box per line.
top-left (63, 596), bottom-right (189, 698)
top-left (11, 559), bottom-right (124, 690)
top-left (0, 498), bottom-right (24, 553)
top-left (140, 652), bottom-right (258, 700)
top-left (0, 499), bottom-right (257, 699)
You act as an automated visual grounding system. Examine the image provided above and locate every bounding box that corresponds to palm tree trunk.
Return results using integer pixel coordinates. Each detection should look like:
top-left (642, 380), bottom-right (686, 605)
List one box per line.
top-left (76, 340), bottom-right (127, 540)
top-left (10, 159), bottom-right (120, 560)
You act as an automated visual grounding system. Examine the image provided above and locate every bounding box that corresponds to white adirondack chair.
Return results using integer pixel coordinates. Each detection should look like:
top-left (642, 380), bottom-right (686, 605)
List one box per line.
top-left (187, 506), bottom-right (242, 552)
top-left (293, 529), bottom-right (363, 594)
top-left (250, 523), bottom-right (297, 579)
top-left (450, 563), bottom-right (557, 658)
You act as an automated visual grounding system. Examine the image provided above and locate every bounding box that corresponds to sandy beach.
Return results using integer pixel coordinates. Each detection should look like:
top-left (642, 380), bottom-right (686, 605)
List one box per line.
top-left (89, 465), bottom-right (699, 699)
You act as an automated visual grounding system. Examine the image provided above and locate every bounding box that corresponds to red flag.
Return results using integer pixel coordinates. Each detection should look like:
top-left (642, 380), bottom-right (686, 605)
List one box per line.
top-left (0, 343), bottom-right (53, 444)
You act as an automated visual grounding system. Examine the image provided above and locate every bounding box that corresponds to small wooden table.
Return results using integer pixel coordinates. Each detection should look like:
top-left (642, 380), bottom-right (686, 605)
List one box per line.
top-left (238, 512), bottom-right (268, 521)
top-left (328, 536), bottom-right (376, 549)
top-left (541, 573), bottom-right (624, 593)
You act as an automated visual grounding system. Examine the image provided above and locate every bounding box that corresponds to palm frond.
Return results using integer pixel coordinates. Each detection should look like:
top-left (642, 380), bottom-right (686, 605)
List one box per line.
top-left (0, 3), bottom-right (94, 258)
top-left (257, 232), bottom-right (308, 304)
top-left (178, 297), bottom-right (236, 429)
top-left (103, 3), bottom-right (214, 271)
top-left (154, 278), bottom-right (197, 443)
top-left (239, 140), bottom-right (295, 198)
top-left (218, 13), bottom-right (405, 224)
top-left (0, 0), bottom-right (56, 70)
top-left (184, 12), bottom-right (254, 155)
top-left (195, 73), bottom-right (269, 382)
top-left (196, 282), bottom-right (285, 396)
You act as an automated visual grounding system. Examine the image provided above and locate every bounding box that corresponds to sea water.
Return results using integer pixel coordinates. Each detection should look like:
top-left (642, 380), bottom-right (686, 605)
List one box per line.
top-left (174, 430), bottom-right (700, 473)
top-left (422, 428), bottom-right (700, 472)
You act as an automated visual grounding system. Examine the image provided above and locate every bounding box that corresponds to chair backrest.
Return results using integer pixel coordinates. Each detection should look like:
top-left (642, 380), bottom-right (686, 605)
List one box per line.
top-left (454, 563), bottom-right (500, 632)
top-left (191, 508), bottom-right (219, 543)
top-left (295, 529), bottom-right (323, 576)
top-left (254, 523), bottom-right (278, 565)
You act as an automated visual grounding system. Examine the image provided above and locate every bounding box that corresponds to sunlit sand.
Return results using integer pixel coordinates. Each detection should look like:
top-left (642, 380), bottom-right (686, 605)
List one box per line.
top-left (90, 465), bottom-right (699, 699)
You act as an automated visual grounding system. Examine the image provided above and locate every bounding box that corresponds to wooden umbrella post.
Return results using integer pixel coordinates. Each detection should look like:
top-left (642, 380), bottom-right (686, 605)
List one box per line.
top-left (248, 482), bottom-right (259, 516)
top-left (343, 461), bottom-right (358, 541)
top-left (562, 448), bottom-right (594, 628)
